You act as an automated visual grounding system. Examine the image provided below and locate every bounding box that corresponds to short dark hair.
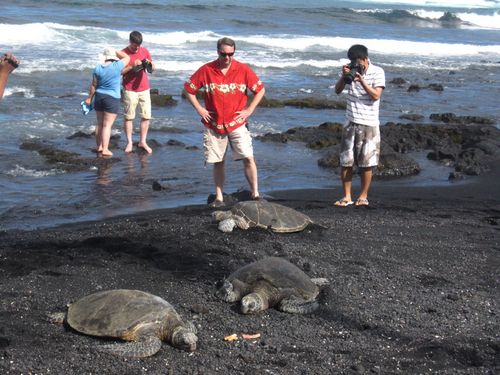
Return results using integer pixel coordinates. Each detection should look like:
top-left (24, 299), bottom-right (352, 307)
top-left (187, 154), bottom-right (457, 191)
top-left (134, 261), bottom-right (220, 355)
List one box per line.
top-left (347, 44), bottom-right (368, 61)
top-left (217, 37), bottom-right (236, 51)
top-left (129, 31), bottom-right (143, 45)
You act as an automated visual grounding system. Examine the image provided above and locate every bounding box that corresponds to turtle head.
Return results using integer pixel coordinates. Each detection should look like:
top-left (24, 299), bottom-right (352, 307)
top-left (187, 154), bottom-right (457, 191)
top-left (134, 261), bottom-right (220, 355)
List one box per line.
top-left (212, 210), bottom-right (231, 221)
top-left (218, 218), bottom-right (236, 233)
top-left (241, 292), bottom-right (267, 314)
top-left (171, 324), bottom-right (198, 352)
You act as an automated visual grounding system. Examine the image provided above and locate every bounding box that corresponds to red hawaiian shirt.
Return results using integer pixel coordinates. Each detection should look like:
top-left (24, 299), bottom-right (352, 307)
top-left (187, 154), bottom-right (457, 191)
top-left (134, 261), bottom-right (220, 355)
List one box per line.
top-left (184, 59), bottom-right (264, 134)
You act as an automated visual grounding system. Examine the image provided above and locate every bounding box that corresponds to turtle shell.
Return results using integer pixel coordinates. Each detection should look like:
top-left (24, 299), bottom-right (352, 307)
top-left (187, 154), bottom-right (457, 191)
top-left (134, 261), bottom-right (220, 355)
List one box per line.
top-left (67, 289), bottom-right (178, 339)
top-left (228, 257), bottom-right (319, 299)
top-left (231, 201), bottom-right (312, 233)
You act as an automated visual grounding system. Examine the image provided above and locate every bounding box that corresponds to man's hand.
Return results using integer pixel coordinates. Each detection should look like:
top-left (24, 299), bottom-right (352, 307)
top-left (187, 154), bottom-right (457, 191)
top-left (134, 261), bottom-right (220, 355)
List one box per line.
top-left (197, 107), bottom-right (214, 123)
top-left (235, 108), bottom-right (253, 123)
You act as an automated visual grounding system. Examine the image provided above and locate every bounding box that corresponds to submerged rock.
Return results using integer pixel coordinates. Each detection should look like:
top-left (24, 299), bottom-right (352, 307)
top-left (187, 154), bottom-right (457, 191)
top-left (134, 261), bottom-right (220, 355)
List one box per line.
top-left (20, 141), bottom-right (119, 172)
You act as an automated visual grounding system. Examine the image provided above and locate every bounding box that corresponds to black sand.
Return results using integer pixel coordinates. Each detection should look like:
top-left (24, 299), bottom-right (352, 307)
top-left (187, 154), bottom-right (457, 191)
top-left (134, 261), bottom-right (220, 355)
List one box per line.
top-left (0, 170), bottom-right (499, 374)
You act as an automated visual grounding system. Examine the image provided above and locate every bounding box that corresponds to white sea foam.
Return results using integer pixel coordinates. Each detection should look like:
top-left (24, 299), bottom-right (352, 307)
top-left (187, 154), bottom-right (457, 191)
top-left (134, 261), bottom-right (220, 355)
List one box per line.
top-left (3, 23), bottom-right (499, 74)
top-left (5, 165), bottom-right (63, 178)
top-left (413, 10), bottom-right (500, 29)
top-left (358, 0), bottom-right (500, 8)
top-left (2, 87), bottom-right (35, 98)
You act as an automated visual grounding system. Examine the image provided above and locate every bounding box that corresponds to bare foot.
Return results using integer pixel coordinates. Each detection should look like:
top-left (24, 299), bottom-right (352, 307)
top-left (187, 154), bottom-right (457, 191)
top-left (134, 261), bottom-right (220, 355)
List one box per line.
top-left (101, 150), bottom-right (113, 157)
top-left (138, 142), bottom-right (152, 154)
top-left (124, 143), bottom-right (133, 153)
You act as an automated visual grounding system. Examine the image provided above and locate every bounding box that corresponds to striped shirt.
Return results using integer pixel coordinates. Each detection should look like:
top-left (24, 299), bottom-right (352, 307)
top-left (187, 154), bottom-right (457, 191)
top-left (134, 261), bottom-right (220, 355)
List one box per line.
top-left (345, 63), bottom-right (385, 127)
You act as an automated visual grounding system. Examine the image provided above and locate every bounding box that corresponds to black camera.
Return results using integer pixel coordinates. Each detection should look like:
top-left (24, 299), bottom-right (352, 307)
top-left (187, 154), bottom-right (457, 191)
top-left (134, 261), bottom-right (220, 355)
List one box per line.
top-left (343, 62), bottom-right (364, 84)
top-left (133, 59), bottom-right (153, 73)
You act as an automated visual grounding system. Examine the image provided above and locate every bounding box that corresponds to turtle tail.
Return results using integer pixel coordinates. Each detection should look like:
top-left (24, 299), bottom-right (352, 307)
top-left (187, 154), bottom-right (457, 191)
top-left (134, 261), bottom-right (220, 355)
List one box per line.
top-left (99, 336), bottom-right (162, 358)
top-left (278, 296), bottom-right (319, 314)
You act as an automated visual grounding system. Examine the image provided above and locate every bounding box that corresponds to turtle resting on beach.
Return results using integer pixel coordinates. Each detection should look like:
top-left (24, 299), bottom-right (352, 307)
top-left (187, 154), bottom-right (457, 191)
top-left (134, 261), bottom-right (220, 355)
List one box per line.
top-left (216, 257), bottom-right (327, 314)
top-left (48, 289), bottom-right (197, 357)
top-left (212, 200), bottom-right (313, 233)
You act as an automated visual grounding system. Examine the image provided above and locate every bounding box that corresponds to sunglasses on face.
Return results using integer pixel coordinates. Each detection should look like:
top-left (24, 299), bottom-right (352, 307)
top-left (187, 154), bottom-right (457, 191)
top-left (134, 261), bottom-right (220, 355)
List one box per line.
top-left (218, 51), bottom-right (235, 58)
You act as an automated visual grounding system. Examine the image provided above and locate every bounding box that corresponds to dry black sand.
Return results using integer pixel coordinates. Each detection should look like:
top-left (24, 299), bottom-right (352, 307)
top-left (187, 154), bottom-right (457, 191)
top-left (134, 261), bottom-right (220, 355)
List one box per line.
top-left (0, 170), bottom-right (499, 374)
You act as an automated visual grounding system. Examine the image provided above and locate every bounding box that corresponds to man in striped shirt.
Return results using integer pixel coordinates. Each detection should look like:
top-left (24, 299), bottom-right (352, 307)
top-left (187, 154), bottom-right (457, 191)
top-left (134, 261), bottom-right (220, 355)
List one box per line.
top-left (334, 44), bottom-right (385, 207)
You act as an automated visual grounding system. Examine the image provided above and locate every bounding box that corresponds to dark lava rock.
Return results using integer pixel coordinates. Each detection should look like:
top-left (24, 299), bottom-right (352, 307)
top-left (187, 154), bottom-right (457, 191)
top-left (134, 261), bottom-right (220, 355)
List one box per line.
top-left (259, 97), bottom-right (346, 110)
top-left (430, 113), bottom-right (495, 125)
top-left (19, 141), bottom-right (119, 172)
top-left (166, 139), bottom-right (186, 147)
top-left (66, 131), bottom-right (92, 140)
top-left (399, 114), bottom-right (425, 121)
top-left (390, 77), bottom-right (407, 85)
top-left (408, 84), bottom-right (421, 92)
top-left (427, 83), bottom-right (444, 91)
top-left (155, 126), bottom-right (189, 134)
top-left (376, 152), bottom-right (421, 177)
top-left (150, 89), bottom-right (177, 107)
top-left (260, 120), bottom-right (500, 178)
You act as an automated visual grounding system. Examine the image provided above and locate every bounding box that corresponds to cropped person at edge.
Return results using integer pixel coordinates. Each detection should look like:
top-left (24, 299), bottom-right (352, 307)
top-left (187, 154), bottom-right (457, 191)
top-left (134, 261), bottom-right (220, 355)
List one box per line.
top-left (334, 44), bottom-right (385, 207)
top-left (0, 52), bottom-right (20, 100)
top-left (121, 31), bottom-right (155, 154)
top-left (184, 37), bottom-right (266, 207)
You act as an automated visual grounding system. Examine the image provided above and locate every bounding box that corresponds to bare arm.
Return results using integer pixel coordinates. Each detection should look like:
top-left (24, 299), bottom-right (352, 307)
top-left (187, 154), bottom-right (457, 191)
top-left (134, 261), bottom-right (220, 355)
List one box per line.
top-left (235, 87), bottom-right (266, 122)
top-left (335, 64), bottom-right (349, 95)
top-left (358, 74), bottom-right (384, 100)
top-left (85, 75), bottom-right (97, 105)
top-left (0, 52), bottom-right (20, 100)
top-left (184, 90), bottom-right (213, 123)
top-left (116, 49), bottom-right (130, 66)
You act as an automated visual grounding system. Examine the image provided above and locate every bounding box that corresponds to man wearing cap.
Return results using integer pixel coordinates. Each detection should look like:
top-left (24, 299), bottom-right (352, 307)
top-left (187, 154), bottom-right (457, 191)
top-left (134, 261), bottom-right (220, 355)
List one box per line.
top-left (184, 37), bottom-right (265, 207)
top-left (121, 30), bottom-right (155, 154)
top-left (85, 47), bottom-right (130, 157)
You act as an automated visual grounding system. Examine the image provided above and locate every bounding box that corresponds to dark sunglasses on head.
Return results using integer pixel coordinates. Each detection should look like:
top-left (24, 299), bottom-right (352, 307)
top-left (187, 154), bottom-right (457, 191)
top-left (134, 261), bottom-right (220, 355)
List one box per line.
top-left (218, 51), bottom-right (234, 57)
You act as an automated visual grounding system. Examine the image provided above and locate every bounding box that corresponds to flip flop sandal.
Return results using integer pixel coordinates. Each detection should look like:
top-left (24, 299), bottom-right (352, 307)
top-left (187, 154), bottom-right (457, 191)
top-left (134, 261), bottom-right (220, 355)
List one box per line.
top-left (355, 198), bottom-right (369, 206)
top-left (334, 199), bottom-right (354, 207)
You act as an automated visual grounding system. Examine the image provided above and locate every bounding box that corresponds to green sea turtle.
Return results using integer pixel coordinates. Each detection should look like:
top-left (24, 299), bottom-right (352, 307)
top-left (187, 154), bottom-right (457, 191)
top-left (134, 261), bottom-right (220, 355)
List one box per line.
top-left (212, 200), bottom-right (313, 233)
top-left (49, 289), bottom-right (197, 357)
top-left (216, 257), bottom-right (327, 314)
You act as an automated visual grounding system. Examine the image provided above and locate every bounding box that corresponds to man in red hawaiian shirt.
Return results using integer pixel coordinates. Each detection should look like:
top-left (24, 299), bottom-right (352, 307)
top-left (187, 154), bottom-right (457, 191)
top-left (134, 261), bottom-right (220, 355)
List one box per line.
top-left (184, 37), bottom-right (266, 207)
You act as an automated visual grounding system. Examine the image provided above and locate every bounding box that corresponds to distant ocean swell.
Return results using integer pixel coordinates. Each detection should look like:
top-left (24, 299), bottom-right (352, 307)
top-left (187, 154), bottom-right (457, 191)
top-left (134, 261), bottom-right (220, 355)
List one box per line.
top-left (3, 23), bottom-right (500, 77)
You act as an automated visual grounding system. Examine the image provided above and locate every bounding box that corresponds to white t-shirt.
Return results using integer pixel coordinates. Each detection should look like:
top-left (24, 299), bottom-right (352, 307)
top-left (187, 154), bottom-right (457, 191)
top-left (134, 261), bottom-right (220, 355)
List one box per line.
top-left (345, 63), bottom-right (385, 127)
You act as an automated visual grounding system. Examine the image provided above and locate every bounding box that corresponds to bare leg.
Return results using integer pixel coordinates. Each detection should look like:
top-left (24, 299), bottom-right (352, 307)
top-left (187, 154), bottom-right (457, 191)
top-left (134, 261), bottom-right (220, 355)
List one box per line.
top-left (100, 112), bottom-right (117, 157)
top-left (124, 119), bottom-right (134, 153)
top-left (138, 118), bottom-right (152, 153)
top-left (335, 166), bottom-right (353, 205)
top-left (357, 167), bottom-right (373, 204)
top-left (243, 157), bottom-right (259, 199)
top-left (95, 111), bottom-right (104, 152)
top-left (213, 161), bottom-right (225, 202)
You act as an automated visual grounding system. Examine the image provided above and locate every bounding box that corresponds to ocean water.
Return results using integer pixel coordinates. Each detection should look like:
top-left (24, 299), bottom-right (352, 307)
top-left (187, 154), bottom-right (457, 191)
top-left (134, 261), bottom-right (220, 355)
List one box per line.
top-left (1, 0), bottom-right (499, 230)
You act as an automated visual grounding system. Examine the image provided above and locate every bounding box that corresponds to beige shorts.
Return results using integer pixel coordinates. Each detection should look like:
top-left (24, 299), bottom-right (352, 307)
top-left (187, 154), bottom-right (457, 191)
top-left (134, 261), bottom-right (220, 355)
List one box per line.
top-left (123, 89), bottom-right (151, 120)
top-left (340, 121), bottom-right (380, 168)
top-left (203, 125), bottom-right (254, 163)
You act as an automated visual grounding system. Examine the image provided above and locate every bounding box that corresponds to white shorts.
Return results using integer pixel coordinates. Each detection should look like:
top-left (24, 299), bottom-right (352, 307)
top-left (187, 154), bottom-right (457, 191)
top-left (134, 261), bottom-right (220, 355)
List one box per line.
top-left (123, 89), bottom-right (151, 120)
top-left (203, 125), bottom-right (254, 163)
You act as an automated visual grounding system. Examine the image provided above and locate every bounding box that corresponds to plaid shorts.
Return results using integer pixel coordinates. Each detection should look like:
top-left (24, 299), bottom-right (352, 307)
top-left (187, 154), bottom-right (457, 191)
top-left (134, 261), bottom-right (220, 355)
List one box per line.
top-left (340, 121), bottom-right (380, 168)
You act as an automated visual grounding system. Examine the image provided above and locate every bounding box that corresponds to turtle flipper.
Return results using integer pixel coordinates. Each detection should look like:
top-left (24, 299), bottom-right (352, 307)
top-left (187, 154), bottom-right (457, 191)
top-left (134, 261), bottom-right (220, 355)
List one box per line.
top-left (47, 312), bottom-right (66, 324)
top-left (278, 295), bottom-right (319, 314)
top-left (215, 279), bottom-right (240, 302)
top-left (99, 336), bottom-right (162, 358)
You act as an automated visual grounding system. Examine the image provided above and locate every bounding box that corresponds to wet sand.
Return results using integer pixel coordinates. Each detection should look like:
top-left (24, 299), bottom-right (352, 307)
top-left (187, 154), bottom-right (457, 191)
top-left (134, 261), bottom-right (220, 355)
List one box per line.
top-left (0, 168), bottom-right (499, 374)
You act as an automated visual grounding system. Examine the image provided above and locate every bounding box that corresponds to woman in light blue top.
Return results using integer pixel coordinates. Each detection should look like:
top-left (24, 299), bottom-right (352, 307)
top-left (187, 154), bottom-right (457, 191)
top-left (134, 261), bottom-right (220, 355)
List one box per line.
top-left (85, 47), bottom-right (129, 157)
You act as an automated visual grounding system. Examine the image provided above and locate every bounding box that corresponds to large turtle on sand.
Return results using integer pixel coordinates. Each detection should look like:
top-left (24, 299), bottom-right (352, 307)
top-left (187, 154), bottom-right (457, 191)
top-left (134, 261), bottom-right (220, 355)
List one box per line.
top-left (48, 289), bottom-right (197, 357)
top-left (212, 200), bottom-right (313, 233)
top-left (216, 257), bottom-right (328, 314)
